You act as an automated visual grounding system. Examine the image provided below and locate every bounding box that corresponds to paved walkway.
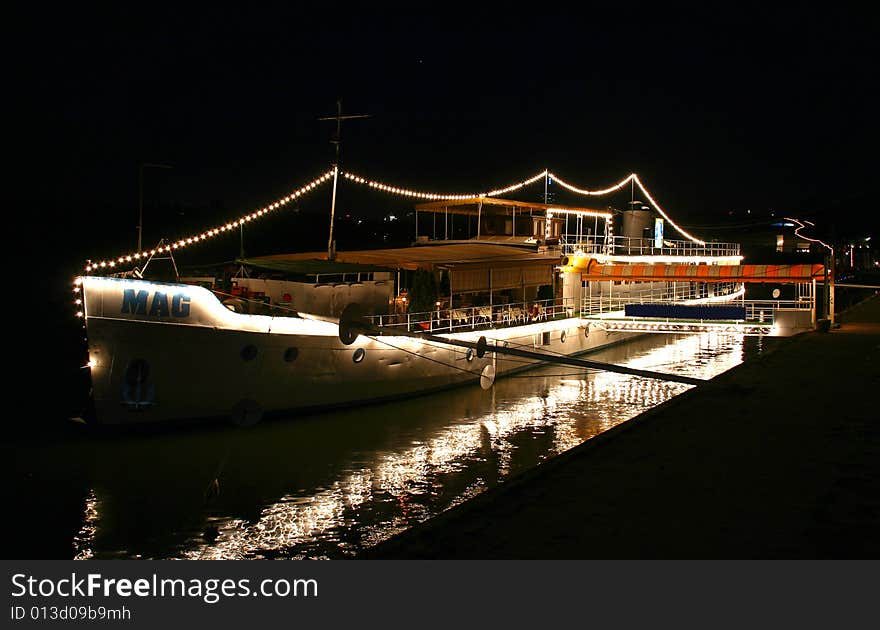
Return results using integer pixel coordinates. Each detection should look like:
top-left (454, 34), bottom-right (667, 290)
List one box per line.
top-left (367, 296), bottom-right (880, 558)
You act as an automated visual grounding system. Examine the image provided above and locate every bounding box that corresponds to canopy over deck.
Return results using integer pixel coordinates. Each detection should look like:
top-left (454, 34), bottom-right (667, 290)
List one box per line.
top-left (581, 261), bottom-right (825, 283)
top-left (414, 197), bottom-right (612, 218)
top-left (252, 243), bottom-right (560, 295)
top-left (254, 243), bottom-right (559, 273)
top-left (237, 257), bottom-right (391, 276)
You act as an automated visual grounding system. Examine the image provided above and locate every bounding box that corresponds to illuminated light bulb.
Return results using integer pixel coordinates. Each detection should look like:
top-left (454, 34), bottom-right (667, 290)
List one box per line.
top-left (87, 358), bottom-right (97, 368)
top-left (76, 311), bottom-right (84, 317)
top-left (108, 261), bottom-right (116, 267)
top-left (75, 298), bottom-right (82, 305)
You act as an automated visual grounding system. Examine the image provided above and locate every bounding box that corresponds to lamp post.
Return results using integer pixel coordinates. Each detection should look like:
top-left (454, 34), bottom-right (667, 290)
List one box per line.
top-left (138, 162), bottom-right (173, 252)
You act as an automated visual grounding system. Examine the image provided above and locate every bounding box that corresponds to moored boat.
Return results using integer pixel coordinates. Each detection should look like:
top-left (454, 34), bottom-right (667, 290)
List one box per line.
top-left (77, 171), bottom-right (746, 426)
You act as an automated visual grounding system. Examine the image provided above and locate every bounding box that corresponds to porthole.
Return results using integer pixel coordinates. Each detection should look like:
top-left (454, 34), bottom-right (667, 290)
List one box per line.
top-left (353, 348), bottom-right (366, 363)
top-left (583, 324), bottom-right (590, 338)
top-left (466, 348), bottom-right (475, 362)
top-left (560, 330), bottom-right (567, 344)
top-left (284, 347), bottom-right (299, 362)
top-left (241, 345), bottom-right (258, 361)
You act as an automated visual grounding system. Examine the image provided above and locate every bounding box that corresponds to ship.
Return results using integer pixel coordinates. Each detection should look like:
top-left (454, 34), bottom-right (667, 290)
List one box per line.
top-left (76, 169), bottom-right (751, 426)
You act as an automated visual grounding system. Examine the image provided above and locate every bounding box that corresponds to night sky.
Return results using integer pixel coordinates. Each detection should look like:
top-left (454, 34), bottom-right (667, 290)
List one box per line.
top-left (14, 5), bottom-right (878, 280)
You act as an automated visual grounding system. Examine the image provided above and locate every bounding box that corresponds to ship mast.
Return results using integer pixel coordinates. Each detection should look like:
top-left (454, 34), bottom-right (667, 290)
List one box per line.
top-left (318, 99), bottom-right (370, 260)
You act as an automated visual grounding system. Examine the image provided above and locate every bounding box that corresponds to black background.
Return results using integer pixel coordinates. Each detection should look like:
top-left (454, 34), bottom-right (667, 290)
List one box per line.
top-left (12, 5), bottom-right (877, 266)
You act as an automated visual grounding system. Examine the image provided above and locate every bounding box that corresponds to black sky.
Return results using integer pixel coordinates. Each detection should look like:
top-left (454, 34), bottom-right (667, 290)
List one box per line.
top-left (13, 4), bottom-right (878, 272)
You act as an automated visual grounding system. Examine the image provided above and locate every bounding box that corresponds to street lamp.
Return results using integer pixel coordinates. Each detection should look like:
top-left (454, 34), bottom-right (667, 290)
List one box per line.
top-left (138, 162), bottom-right (173, 252)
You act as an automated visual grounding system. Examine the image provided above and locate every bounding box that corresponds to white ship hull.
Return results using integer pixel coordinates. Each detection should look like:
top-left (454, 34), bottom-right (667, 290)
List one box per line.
top-left (81, 276), bottom-right (634, 425)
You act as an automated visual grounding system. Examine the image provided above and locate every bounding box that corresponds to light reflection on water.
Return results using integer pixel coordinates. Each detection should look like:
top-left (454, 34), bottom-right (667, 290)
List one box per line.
top-left (53, 332), bottom-right (762, 559)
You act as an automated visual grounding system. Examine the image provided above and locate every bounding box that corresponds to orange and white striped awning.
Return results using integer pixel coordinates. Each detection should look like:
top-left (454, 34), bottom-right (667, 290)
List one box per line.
top-left (581, 261), bottom-right (824, 284)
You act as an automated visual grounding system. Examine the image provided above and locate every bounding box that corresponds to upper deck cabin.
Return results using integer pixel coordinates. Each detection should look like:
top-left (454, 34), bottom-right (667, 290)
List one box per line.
top-left (412, 197), bottom-right (613, 248)
top-left (412, 197), bottom-right (740, 261)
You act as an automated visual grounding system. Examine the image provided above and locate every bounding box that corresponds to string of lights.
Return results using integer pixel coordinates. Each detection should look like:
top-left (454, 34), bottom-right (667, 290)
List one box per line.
top-left (785, 217), bottom-right (833, 254)
top-left (632, 174), bottom-right (705, 245)
top-left (341, 170), bottom-right (549, 200)
top-left (547, 172), bottom-right (635, 196)
top-left (343, 168), bottom-right (703, 244)
top-left (83, 170), bottom-right (334, 273)
top-left (548, 172), bottom-right (705, 245)
top-left (83, 166), bottom-right (706, 274)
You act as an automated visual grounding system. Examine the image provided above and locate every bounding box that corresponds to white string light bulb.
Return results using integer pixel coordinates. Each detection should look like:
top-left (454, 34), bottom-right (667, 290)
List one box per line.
top-left (84, 171), bottom-right (333, 272)
top-left (83, 167), bottom-right (706, 273)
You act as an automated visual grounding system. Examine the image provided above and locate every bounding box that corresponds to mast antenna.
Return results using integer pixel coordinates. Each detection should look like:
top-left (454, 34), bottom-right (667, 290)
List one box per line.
top-left (318, 99), bottom-right (370, 260)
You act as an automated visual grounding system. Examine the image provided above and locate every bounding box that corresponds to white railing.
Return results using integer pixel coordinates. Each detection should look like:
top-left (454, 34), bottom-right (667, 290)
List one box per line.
top-left (581, 282), bottom-right (744, 316)
top-left (368, 297), bottom-right (578, 333)
top-left (561, 235), bottom-right (741, 258)
top-left (742, 300), bottom-right (812, 325)
top-left (581, 284), bottom-right (812, 326)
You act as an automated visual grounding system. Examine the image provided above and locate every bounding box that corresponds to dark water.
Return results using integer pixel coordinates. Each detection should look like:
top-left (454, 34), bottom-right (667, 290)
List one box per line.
top-left (6, 332), bottom-right (772, 559)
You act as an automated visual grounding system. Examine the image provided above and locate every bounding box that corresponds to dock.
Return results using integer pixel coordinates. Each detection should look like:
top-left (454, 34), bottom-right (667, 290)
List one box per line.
top-left (366, 295), bottom-right (880, 558)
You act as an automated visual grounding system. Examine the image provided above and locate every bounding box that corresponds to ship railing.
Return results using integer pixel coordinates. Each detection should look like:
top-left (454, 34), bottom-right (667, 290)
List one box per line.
top-left (581, 283), bottom-right (811, 325)
top-left (368, 297), bottom-right (578, 334)
top-left (561, 235), bottom-right (741, 258)
top-left (581, 281), bottom-right (744, 316)
top-left (742, 300), bottom-right (812, 325)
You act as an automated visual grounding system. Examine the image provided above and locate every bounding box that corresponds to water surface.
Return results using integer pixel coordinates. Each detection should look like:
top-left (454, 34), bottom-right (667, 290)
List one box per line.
top-left (8, 332), bottom-right (770, 559)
